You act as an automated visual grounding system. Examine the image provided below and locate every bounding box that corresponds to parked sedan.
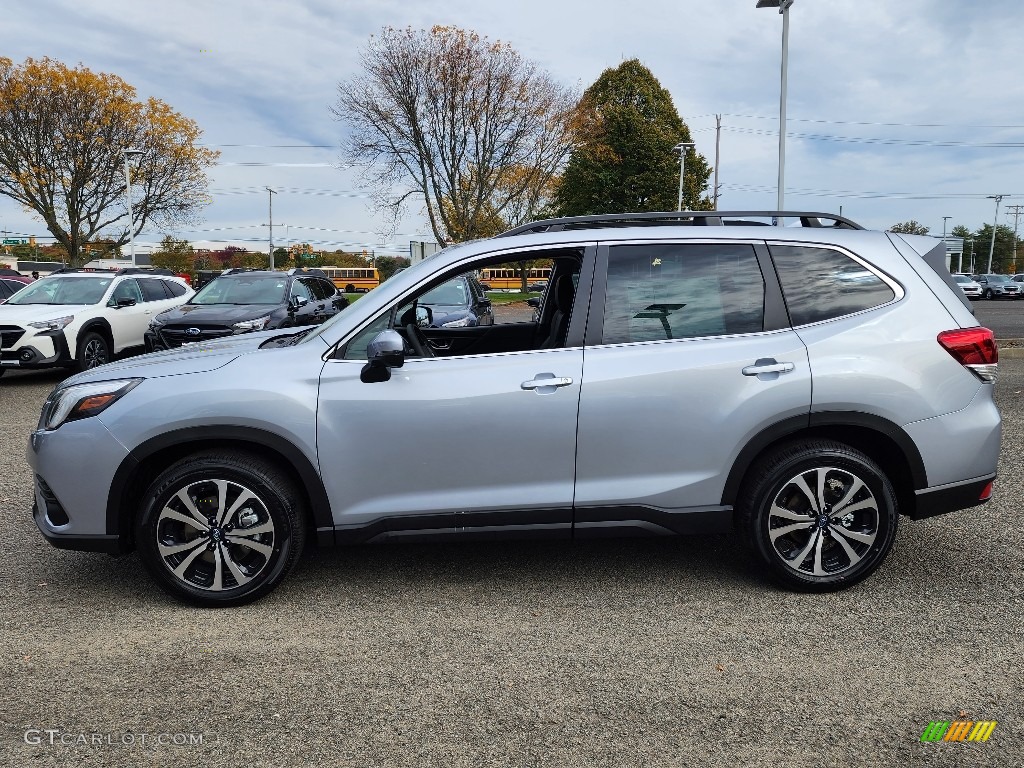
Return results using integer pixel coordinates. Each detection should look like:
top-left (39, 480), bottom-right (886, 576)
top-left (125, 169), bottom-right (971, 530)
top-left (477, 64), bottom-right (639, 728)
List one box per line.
top-left (974, 274), bottom-right (1021, 299)
top-left (953, 274), bottom-right (982, 300)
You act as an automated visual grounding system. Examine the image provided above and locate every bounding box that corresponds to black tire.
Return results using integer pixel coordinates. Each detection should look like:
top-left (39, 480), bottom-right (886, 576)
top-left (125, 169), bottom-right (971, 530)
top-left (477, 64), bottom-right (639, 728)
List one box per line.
top-left (984, 288), bottom-right (993, 300)
top-left (134, 450), bottom-right (307, 607)
top-left (737, 440), bottom-right (898, 592)
top-left (345, 283), bottom-right (355, 294)
top-left (76, 331), bottom-right (111, 371)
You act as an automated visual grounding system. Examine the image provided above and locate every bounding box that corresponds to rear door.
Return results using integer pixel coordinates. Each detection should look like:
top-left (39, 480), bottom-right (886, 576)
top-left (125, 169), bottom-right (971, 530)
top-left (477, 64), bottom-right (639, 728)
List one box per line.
top-left (573, 240), bottom-right (812, 534)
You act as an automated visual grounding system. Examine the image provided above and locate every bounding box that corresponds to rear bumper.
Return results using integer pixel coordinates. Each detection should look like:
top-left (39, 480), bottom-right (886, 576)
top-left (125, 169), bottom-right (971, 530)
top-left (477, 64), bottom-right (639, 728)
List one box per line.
top-left (908, 475), bottom-right (995, 521)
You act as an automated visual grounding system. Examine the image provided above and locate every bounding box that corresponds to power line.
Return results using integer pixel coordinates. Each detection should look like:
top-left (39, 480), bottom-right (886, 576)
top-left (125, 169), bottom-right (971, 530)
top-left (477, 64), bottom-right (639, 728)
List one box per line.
top-left (697, 126), bottom-right (1024, 149)
top-left (705, 113), bottom-right (1024, 130)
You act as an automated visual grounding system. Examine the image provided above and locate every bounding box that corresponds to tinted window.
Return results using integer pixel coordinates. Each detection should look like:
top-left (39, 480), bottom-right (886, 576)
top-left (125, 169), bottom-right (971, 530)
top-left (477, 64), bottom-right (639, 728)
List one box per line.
top-left (770, 245), bottom-right (896, 326)
top-left (192, 275), bottom-right (288, 305)
top-left (0, 281), bottom-right (12, 299)
top-left (138, 278), bottom-right (169, 302)
top-left (602, 243), bottom-right (764, 344)
top-left (7, 276), bottom-right (113, 305)
top-left (164, 280), bottom-right (187, 297)
top-left (302, 278), bottom-right (333, 300)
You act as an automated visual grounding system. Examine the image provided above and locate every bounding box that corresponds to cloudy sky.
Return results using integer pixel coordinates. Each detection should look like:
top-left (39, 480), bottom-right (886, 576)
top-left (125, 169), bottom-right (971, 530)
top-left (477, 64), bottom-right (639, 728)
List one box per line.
top-left (3, 0), bottom-right (1023, 256)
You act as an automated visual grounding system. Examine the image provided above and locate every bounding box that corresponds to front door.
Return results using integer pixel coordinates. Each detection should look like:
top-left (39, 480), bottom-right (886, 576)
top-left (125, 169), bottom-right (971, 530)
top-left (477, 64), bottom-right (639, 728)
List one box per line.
top-left (317, 348), bottom-right (583, 540)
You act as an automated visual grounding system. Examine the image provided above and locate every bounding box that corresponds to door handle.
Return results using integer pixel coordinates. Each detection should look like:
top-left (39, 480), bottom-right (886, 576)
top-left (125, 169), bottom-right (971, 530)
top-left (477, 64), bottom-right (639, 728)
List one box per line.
top-left (742, 360), bottom-right (794, 376)
top-left (521, 375), bottom-right (573, 390)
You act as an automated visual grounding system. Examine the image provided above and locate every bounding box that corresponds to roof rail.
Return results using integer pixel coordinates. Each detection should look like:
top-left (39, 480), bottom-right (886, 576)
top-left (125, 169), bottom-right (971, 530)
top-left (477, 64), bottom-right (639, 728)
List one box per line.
top-left (498, 211), bottom-right (864, 237)
top-left (287, 267), bottom-right (328, 278)
top-left (114, 267), bottom-right (174, 276)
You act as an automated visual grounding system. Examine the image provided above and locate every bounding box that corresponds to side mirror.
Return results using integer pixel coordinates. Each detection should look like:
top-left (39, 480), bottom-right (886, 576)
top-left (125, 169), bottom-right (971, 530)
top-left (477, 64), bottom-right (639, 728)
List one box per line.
top-left (115, 297), bottom-right (137, 308)
top-left (526, 297), bottom-right (541, 309)
top-left (360, 329), bottom-right (405, 383)
top-left (289, 295), bottom-right (309, 312)
top-left (415, 305), bottom-right (433, 328)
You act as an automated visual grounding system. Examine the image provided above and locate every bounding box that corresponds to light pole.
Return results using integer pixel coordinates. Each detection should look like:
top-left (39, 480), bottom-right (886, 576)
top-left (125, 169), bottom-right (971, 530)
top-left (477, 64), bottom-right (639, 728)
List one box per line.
top-left (122, 148), bottom-right (144, 266)
top-left (942, 216), bottom-right (952, 272)
top-left (266, 187), bottom-right (276, 270)
top-left (986, 195), bottom-right (1005, 274)
top-left (757, 0), bottom-right (793, 218)
top-left (674, 142), bottom-right (695, 211)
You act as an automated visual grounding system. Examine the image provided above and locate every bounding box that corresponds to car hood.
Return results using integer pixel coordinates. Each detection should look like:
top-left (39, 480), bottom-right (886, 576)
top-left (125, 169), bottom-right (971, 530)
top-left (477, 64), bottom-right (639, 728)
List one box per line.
top-left (0, 303), bottom-right (91, 323)
top-left (60, 329), bottom-right (288, 387)
top-left (156, 303), bottom-right (281, 325)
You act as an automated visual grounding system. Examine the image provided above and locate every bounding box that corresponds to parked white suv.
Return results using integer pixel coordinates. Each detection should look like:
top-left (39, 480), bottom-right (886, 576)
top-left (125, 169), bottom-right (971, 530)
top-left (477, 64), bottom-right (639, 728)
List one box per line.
top-left (0, 269), bottom-right (193, 376)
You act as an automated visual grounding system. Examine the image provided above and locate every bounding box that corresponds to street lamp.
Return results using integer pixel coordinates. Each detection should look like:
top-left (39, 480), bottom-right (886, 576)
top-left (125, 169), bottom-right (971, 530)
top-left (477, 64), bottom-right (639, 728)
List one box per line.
top-left (756, 0), bottom-right (794, 219)
top-left (122, 148), bottom-right (144, 266)
top-left (986, 195), bottom-right (1005, 274)
top-left (674, 142), bottom-right (695, 211)
top-left (266, 187), bottom-right (276, 270)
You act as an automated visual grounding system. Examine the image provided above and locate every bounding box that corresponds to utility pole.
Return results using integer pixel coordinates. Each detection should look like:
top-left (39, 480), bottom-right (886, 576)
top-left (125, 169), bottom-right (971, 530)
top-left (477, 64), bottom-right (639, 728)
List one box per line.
top-left (266, 187), bottom-right (276, 270)
top-left (674, 142), bottom-right (695, 211)
top-left (986, 195), bottom-right (1005, 274)
top-left (1006, 204), bottom-right (1024, 273)
top-left (713, 114), bottom-right (722, 210)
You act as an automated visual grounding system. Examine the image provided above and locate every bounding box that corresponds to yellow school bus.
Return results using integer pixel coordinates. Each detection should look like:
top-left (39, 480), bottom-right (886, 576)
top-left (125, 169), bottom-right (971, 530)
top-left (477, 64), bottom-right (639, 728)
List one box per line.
top-left (478, 266), bottom-right (551, 291)
top-left (320, 266), bottom-right (380, 293)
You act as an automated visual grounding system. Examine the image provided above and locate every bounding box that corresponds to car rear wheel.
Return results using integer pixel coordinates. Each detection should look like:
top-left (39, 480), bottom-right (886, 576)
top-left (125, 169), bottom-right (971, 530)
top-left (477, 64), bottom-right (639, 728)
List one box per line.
top-left (76, 331), bottom-right (110, 371)
top-left (984, 288), bottom-right (993, 299)
top-left (134, 450), bottom-right (307, 606)
top-left (737, 440), bottom-right (898, 592)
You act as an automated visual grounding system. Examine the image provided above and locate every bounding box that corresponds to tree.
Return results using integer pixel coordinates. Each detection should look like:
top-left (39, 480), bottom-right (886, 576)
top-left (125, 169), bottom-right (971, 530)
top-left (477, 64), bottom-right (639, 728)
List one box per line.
top-left (334, 26), bottom-right (578, 246)
top-left (0, 57), bottom-right (219, 265)
top-left (972, 223), bottom-right (1017, 274)
top-left (552, 59), bottom-right (712, 217)
top-left (888, 220), bottom-right (930, 235)
top-left (150, 235), bottom-right (195, 274)
top-left (375, 255), bottom-right (411, 282)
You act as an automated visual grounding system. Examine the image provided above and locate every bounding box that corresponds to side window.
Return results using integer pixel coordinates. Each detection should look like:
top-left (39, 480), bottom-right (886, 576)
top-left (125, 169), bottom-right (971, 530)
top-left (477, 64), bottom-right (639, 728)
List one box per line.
top-left (290, 279), bottom-right (313, 302)
top-left (302, 278), bottom-right (332, 301)
top-left (0, 281), bottom-right (11, 299)
top-left (318, 279), bottom-right (337, 298)
top-left (770, 245), bottom-right (896, 326)
top-left (164, 280), bottom-right (187, 297)
top-left (138, 278), bottom-right (170, 302)
top-left (109, 278), bottom-right (143, 306)
top-left (342, 313), bottom-right (391, 360)
top-left (602, 243), bottom-right (765, 344)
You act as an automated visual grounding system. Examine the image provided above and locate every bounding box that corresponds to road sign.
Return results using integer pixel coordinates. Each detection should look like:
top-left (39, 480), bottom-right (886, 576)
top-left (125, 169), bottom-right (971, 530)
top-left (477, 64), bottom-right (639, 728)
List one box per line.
top-left (2, 239), bottom-right (26, 245)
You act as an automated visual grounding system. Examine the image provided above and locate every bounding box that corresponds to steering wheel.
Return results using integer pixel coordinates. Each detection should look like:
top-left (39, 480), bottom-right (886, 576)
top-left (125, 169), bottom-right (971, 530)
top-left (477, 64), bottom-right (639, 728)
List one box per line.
top-left (405, 323), bottom-right (435, 358)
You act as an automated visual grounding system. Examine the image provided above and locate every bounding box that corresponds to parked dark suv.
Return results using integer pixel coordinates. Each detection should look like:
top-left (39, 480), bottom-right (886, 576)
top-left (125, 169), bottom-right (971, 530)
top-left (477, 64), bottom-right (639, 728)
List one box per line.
top-left (145, 268), bottom-right (347, 350)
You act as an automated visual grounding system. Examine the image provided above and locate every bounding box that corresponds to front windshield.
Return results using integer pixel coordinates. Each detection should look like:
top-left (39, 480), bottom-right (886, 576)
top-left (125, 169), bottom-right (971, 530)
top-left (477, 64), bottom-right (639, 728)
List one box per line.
top-left (987, 275), bottom-right (1010, 284)
top-left (191, 275), bottom-right (288, 305)
top-left (6, 276), bottom-right (112, 305)
top-left (954, 275), bottom-right (971, 284)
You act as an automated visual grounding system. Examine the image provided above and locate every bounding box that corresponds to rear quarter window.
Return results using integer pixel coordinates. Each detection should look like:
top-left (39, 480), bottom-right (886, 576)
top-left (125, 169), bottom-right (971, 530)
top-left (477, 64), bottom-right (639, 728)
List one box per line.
top-left (770, 245), bottom-right (896, 326)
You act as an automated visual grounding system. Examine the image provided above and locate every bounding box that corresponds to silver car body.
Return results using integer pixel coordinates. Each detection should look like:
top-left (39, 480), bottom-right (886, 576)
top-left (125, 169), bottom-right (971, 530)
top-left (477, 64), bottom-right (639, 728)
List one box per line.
top-left (28, 222), bottom-right (1000, 556)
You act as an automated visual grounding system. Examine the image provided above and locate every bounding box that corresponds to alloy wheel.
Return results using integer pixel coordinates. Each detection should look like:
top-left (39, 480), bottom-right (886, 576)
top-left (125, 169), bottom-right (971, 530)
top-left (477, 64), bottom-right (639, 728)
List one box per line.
top-left (767, 466), bottom-right (879, 578)
top-left (155, 478), bottom-right (276, 592)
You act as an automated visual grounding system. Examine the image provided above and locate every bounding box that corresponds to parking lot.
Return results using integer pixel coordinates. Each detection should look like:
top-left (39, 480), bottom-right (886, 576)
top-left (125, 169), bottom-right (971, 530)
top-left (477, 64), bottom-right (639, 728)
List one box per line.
top-left (1, 356), bottom-right (1021, 767)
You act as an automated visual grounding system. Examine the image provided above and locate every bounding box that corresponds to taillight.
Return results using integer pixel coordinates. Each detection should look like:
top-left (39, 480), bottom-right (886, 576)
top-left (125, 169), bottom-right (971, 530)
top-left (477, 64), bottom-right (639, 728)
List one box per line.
top-left (937, 327), bottom-right (998, 382)
top-left (979, 481), bottom-right (993, 501)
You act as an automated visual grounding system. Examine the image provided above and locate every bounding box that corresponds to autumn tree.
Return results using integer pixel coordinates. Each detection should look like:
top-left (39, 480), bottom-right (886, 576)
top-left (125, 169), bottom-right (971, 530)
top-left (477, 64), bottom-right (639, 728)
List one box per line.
top-left (888, 220), bottom-right (931, 235)
top-left (553, 60), bottom-right (712, 216)
top-left (0, 57), bottom-right (218, 265)
top-left (150, 235), bottom-right (195, 274)
top-left (334, 26), bottom-right (577, 246)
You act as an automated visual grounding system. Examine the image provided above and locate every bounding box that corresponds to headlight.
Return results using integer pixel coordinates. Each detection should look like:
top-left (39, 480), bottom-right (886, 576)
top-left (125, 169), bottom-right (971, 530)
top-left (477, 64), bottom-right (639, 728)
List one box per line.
top-left (232, 315), bottom-right (271, 332)
top-left (440, 315), bottom-right (473, 328)
top-left (148, 315), bottom-right (167, 329)
top-left (41, 379), bottom-right (142, 430)
top-left (28, 315), bottom-right (74, 331)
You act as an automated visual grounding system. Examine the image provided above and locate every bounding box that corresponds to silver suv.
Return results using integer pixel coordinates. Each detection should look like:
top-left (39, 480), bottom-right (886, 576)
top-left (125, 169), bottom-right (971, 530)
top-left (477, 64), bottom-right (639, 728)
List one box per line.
top-left (28, 212), bottom-right (1001, 606)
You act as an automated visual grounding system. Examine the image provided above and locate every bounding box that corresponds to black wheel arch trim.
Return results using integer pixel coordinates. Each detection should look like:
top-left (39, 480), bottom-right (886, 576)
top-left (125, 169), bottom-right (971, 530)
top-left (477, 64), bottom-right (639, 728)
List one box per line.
top-left (721, 411), bottom-right (928, 507)
top-left (106, 425), bottom-right (334, 548)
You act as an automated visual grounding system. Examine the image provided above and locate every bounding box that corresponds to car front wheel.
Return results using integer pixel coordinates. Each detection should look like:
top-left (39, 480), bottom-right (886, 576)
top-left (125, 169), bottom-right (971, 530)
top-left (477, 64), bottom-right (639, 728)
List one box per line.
top-left (76, 331), bottom-right (111, 371)
top-left (737, 440), bottom-right (898, 592)
top-left (134, 451), bottom-right (307, 606)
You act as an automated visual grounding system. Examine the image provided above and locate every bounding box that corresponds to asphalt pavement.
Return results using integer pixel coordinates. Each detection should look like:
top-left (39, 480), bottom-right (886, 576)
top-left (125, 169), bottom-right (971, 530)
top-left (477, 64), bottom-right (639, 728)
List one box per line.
top-left (972, 298), bottom-right (1024, 339)
top-left (0, 360), bottom-right (1022, 767)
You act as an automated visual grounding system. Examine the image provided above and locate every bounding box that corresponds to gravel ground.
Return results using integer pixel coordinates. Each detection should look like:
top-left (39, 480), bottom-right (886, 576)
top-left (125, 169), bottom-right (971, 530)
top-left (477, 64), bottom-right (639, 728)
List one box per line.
top-left (0, 362), bottom-right (1021, 767)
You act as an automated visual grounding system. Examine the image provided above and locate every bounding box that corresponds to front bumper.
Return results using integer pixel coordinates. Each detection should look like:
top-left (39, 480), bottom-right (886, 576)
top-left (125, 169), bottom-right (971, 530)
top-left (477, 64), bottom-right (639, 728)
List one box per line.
top-left (27, 417), bottom-right (131, 553)
top-left (0, 329), bottom-right (73, 370)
